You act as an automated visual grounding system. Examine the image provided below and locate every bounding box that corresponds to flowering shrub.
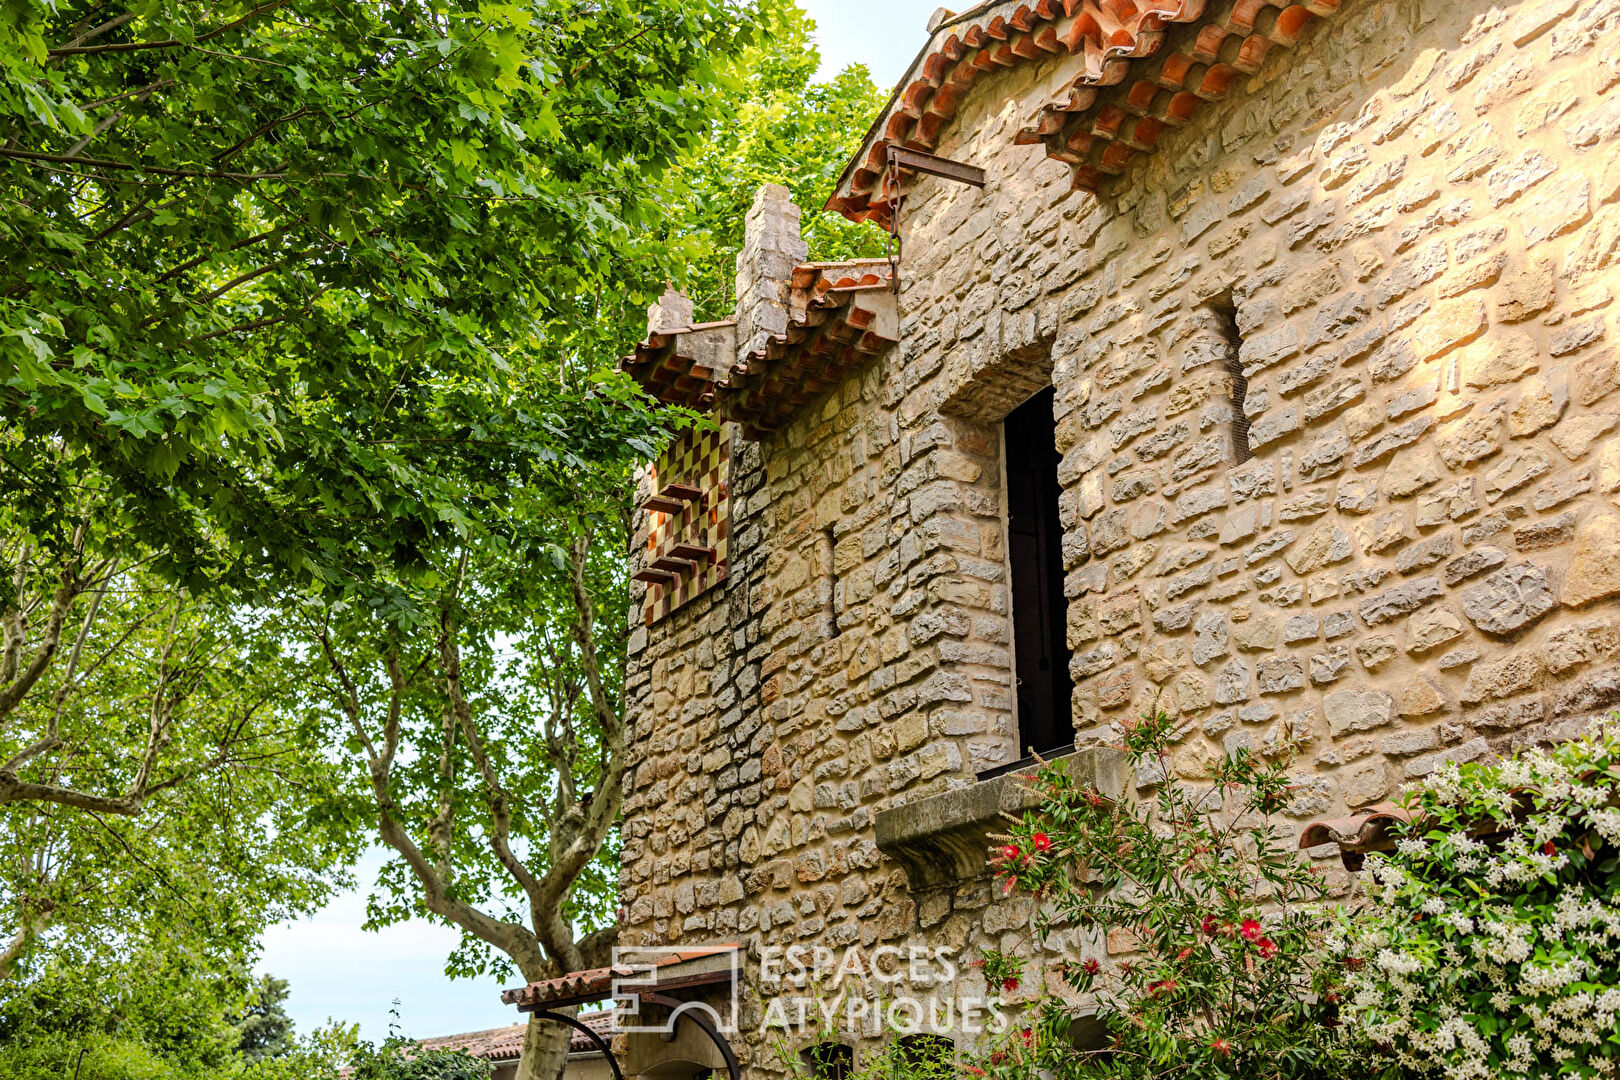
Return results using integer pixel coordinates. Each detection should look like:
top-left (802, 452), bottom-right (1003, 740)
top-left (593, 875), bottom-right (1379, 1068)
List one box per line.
top-left (1341, 724), bottom-right (1620, 1079)
top-left (981, 711), bottom-right (1369, 1080)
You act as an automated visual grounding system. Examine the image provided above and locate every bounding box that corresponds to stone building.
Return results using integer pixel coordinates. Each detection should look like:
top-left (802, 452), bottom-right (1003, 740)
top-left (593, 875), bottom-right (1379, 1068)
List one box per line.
top-left (509, 0), bottom-right (1620, 1074)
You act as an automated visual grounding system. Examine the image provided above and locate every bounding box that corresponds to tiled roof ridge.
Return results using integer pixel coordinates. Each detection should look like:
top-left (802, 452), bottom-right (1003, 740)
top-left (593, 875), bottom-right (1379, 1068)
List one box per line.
top-left (1019, 0), bottom-right (1343, 191)
top-left (620, 262), bottom-right (899, 438)
top-left (415, 1012), bottom-right (615, 1060)
top-left (828, 0), bottom-right (1345, 224)
top-left (723, 262), bottom-right (898, 439)
top-left (417, 1022), bottom-right (527, 1046)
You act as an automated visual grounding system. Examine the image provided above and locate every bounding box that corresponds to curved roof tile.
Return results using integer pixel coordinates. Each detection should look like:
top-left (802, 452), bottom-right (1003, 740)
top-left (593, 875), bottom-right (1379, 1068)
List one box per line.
top-left (828, 0), bottom-right (1344, 225)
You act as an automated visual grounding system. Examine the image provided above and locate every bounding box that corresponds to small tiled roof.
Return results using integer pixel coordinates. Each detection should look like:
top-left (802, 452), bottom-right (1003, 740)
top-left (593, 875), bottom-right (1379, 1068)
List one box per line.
top-left (620, 262), bottom-right (899, 437)
top-left (1298, 801), bottom-right (1414, 850)
top-left (415, 1012), bottom-right (614, 1060)
top-left (828, 0), bottom-right (1344, 224)
top-left (723, 261), bottom-right (897, 440)
top-left (620, 319), bottom-right (738, 412)
top-left (500, 946), bottom-right (739, 1011)
top-left (500, 964), bottom-right (624, 1010)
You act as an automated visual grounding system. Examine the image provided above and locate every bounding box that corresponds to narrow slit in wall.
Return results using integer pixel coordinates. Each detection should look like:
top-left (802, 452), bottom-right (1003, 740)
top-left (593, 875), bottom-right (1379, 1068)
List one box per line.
top-left (822, 526), bottom-right (840, 637)
top-left (1211, 302), bottom-right (1251, 464)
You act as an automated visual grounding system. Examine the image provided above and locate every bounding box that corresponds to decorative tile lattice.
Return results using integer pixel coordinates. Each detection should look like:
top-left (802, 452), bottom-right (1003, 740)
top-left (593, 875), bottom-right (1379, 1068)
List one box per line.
top-left (638, 427), bottom-right (729, 624)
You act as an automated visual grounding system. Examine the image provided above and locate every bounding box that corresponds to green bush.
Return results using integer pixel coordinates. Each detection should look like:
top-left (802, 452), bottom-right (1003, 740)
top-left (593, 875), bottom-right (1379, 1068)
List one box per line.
top-left (983, 711), bottom-right (1370, 1080)
top-left (1340, 723), bottom-right (1620, 1078)
top-left (346, 1037), bottom-right (492, 1080)
top-left (0, 1031), bottom-right (192, 1080)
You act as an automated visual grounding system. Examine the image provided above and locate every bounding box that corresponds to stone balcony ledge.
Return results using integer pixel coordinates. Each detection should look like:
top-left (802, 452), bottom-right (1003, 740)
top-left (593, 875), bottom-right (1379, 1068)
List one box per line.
top-left (873, 745), bottom-right (1127, 892)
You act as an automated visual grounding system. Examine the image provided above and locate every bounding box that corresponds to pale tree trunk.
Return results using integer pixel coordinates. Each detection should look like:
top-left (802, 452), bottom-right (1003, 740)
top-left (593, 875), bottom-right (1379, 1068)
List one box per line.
top-left (516, 1010), bottom-right (576, 1080)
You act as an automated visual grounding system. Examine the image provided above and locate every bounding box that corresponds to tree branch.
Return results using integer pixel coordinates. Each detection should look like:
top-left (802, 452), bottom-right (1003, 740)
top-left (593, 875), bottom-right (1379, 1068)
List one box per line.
top-left (0, 565), bottom-right (85, 725)
top-left (47, 1), bottom-right (294, 57)
top-left (322, 634), bottom-right (552, 981)
top-left (437, 610), bottom-right (562, 964)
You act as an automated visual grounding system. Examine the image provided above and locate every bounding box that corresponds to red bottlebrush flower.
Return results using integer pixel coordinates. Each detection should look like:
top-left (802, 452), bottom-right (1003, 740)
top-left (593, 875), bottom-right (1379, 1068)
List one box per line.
top-left (1324, 991), bottom-right (1341, 1004)
top-left (1200, 915), bottom-right (1218, 935)
top-left (1147, 979), bottom-right (1179, 996)
top-left (965, 1067), bottom-right (989, 1077)
top-left (1002, 976), bottom-right (1020, 993)
top-left (995, 843), bottom-right (1021, 864)
top-left (1256, 937), bottom-right (1279, 959)
top-left (1018, 1028), bottom-right (1035, 1049)
top-left (999, 874), bottom-right (1017, 896)
top-left (989, 1052), bottom-right (1006, 1066)
top-left (1030, 832), bottom-right (1052, 853)
top-left (1544, 840), bottom-right (1557, 856)
top-left (1211, 1037), bottom-right (1232, 1057)
top-left (1176, 947), bottom-right (1193, 962)
top-left (1240, 918), bottom-right (1262, 942)
top-left (1081, 958), bottom-right (1101, 976)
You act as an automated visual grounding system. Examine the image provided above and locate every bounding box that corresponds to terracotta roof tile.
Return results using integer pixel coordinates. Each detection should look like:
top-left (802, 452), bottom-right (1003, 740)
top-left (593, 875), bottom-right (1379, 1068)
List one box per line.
top-left (829, 0), bottom-right (1344, 224)
top-left (722, 261), bottom-right (898, 440)
top-left (1298, 800), bottom-right (1415, 870)
top-left (416, 1012), bottom-right (614, 1060)
top-left (620, 263), bottom-right (900, 437)
top-left (499, 964), bottom-right (621, 1010)
top-left (416, 1022), bottom-right (528, 1061)
top-left (620, 320), bottom-right (738, 412)
top-left (499, 946), bottom-right (740, 1011)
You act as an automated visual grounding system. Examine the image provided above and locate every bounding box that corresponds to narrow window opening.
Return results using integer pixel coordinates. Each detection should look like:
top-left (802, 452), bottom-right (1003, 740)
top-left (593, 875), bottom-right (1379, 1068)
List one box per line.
top-left (802, 1042), bottom-right (853, 1080)
top-left (821, 527), bottom-right (840, 638)
top-left (1211, 301), bottom-right (1252, 464)
top-left (1003, 386), bottom-right (1075, 760)
top-left (896, 1034), bottom-right (955, 1070)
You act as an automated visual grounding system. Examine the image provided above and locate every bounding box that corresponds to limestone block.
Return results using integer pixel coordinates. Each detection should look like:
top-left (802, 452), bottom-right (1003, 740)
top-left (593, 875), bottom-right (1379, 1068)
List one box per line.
top-left (1458, 561), bottom-right (1557, 634)
top-left (1324, 689), bottom-right (1396, 736)
top-left (1287, 522), bottom-right (1355, 574)
top-left (1355, 636), bottom-right (1399, 669)
top-left (1342, 760), bottom-right (1390, 806)
top-left (1562, 511), bottom-right (1620, 607)
top-left (1404, 736), bottom-right (1489, 778)
top-left (1551, 413), bottom-right (1619, 459)
top-left (1519, 172), bottom-right (1592, 248)
top-left (1398, 673), bottom-right (1450, 717)
top-left (1496, 259), bottom-right (1556, 323)
top-left (1213, 657), bottom-right (1253, 704)
top-left (1462, 651), bottom-right (1543, 703)
top-left (1407, 605), bottom-right (1466, 654)
top-left (1359, 576), bottom-right (1443, 625)
top-left (1506, 376), bottom-right (1568, 437)
top-left (1311, 646), bottom-right (1353, 685)
top-left (1436, 409), bottom-right (1504, 468)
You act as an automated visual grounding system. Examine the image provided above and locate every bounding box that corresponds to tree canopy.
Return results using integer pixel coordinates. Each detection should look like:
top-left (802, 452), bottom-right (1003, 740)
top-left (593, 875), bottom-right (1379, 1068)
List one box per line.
top-left (0, 0), bottom-right (747, 594)
top-left (0, 4), bottom-right (890, 1079)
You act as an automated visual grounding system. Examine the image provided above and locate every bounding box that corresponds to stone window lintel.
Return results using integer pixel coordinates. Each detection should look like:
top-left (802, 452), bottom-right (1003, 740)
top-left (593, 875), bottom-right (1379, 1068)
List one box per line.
top-left (872, 744), bottom-right (1126, 892)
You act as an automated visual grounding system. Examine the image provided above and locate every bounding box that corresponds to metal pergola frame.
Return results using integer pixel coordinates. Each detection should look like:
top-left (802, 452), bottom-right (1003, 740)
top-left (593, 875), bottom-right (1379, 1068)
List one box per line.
top-left (518, 968), bottom-right (741, 1080)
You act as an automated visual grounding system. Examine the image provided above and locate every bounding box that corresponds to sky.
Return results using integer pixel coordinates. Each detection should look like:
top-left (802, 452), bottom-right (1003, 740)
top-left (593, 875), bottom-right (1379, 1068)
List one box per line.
top-left (257, 3), bottom-right (941, 1047)
top-left (803, 0), bottom-right (944, 88)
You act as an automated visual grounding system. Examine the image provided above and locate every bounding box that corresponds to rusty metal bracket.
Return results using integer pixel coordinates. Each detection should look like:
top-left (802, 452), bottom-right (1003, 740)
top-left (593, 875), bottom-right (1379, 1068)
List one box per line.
top-left (883, 146), bottom-right (984, 294)
top-left (884, 145), bottom-right (987, 188)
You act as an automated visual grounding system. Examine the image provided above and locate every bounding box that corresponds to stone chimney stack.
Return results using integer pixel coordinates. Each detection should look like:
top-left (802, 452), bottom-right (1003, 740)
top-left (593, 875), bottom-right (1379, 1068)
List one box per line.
top-left (734, 184), bottom-right (809, 362)
top-left (647, 285), bottom-right (694, 335)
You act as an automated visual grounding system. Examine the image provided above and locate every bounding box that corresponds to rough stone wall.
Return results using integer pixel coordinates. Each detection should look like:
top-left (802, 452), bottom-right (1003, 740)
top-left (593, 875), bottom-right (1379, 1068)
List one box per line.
top-left (619, 0), bottom-right (1620, 1068)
